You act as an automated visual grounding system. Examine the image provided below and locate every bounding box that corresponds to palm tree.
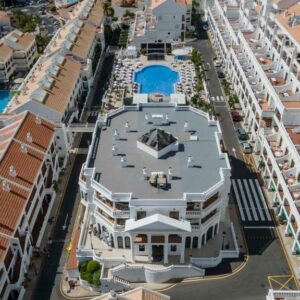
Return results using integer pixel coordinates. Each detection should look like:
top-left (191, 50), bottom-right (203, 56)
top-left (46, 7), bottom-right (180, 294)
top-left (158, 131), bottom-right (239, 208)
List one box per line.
top-left (107, 6), bottom-right (115, 17)
top-left (102, 1), bottom-right (110, 15)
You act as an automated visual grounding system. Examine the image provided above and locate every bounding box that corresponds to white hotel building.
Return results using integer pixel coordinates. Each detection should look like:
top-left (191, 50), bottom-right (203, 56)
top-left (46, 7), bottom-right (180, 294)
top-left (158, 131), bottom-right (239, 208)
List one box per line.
top-left (78, 104), bottom-right (231, 264)
top-left (208, 0), bottom-right (300, 255)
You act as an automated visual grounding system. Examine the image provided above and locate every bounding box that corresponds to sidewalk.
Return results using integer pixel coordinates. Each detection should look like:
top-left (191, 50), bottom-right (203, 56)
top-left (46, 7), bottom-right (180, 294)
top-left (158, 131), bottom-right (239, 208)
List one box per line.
top-left (251, 152), bottom-right (300, 285)
top-left (23, 133), bottom-right (83, 300)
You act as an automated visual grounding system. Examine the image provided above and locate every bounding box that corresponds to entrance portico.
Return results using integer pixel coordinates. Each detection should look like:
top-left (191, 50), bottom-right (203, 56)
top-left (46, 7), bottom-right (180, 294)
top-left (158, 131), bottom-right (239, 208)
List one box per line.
top-left (125, 214), bottom-right (191, 264)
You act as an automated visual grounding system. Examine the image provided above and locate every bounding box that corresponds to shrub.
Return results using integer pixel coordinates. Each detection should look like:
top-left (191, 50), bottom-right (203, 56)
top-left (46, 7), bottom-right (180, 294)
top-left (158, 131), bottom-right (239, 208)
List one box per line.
top-left (86, 260), bottom-right (100, 273)
top-left (92, 270), bottom-right (101, 286)
top-left (80, 272), bottom-right (93, 284)
top-left (79, 261), bottom-right (88, 272)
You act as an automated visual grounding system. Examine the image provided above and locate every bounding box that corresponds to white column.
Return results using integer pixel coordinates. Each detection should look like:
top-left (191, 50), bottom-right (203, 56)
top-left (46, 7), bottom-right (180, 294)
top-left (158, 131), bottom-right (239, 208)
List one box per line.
top-left (180, 235), bottom-right (185, 264)
top-left (147, 234), bottom-right (152, 263)
top-left (131, 234), bottom-right (135, 263)
top-left (164, 234), bottom-right (168, 264)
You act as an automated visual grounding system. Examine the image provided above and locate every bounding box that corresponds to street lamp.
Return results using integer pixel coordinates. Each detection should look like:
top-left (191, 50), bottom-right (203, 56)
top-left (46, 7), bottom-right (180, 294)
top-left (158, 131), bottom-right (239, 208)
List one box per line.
top-left (222, 231), bottom-right (226, 250)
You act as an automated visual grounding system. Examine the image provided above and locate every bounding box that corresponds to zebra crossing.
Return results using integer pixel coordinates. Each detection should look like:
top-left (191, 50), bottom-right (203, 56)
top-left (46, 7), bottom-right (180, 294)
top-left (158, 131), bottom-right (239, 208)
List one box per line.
top-left (211, 96), bottom-right (226, 102)
top-left (232, 179), bottom-right (272, 224)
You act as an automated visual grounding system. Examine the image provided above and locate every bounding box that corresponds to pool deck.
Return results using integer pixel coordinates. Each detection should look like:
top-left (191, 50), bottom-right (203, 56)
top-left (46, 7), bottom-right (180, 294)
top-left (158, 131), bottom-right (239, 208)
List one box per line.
top-left (102, 55), bottom-right (197, 111)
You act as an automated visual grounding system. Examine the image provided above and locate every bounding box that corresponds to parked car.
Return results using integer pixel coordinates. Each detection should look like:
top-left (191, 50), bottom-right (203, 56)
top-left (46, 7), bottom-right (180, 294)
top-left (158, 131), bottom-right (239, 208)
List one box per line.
top-left (217, 71), bottom-right (225, 78)
top-left (235, 128), bottom-right (248, 140)
top-left (231, 111), bottom-right (242, 122)
top-left (202, 24), bottom-right (209, 31)
top-left (241, 142), bottom-right (252, 154)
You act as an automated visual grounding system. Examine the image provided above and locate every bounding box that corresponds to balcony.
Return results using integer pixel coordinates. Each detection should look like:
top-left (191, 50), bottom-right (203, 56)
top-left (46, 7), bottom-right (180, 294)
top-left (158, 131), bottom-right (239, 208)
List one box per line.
top-left (258, 57), bottom-right (273, 66)
top-left (95, 195), bottom-right (130, 218)
top-left (259, 99), bottom-right (275, 112)
top-left (186, 210), bottom-right (202, 217)
top-left (269, 76), bottom-right (285, 87)
top-left (96, 208), bottom-right (125, 230)
top-left (291, 190), bottom-right (300, 201)
top-left (201, 209), bottom-right (218, 225)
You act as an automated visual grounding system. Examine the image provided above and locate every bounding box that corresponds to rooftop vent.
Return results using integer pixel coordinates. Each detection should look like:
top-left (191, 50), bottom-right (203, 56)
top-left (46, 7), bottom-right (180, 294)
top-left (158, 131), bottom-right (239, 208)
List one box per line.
top-left (125, 121), bottom-right (131, 133)
top-left (121, 156), bottom-right (127, 168)
top-left (168, 166), bottom-right (172, 180)
top-left (21, 143), bottom-right (28, 154)
top-left (2, 180), bottom-right (10, 192)
top-left (27, 132), bottom-right (33, 143)
top-left (143, 167), bottom-right (148, 180)
top-left (114, 129), bottom-right (120, 141)
top-left (35, 116), bottom-right (41, 125)
top-left (184, 121), bottom-right (190, 132)
top-left (112, 144), bottom-right (118, 156)
top-left (187, 156), bottom-right (194, 168)
top-left (9, 165), bottom-right (17, 177)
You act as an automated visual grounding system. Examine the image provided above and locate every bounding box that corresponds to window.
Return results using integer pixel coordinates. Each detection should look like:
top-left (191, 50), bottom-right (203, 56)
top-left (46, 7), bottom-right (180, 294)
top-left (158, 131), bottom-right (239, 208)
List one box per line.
top-left (171, 245), bottom-right (177, 252)
top-left (139, 245), bottom-right (145, 251)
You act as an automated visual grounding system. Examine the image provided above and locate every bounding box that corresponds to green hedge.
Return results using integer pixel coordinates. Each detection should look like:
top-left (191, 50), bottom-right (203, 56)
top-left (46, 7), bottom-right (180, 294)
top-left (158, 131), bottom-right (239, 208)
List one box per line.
top-left (86, 260), bottom-right (100, 273)
top-left (80, 260), bottom-right (101, 287)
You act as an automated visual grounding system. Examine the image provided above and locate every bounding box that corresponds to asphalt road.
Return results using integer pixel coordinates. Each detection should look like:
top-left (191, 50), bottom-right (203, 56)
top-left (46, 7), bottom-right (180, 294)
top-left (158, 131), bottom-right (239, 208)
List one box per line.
top-left (163, 20), bottom-right (297, 300)
top-left (31, 54), bottom-right (114, 300)
top-left (31, 154), bottom-right (86, 300)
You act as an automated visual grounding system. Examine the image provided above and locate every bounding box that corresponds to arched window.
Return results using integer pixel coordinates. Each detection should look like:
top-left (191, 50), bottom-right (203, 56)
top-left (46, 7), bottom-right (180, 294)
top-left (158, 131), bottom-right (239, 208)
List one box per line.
top-left (117, 236), bottom-right (123, 248)
top-left (125, 236), bottom-right (130, 249)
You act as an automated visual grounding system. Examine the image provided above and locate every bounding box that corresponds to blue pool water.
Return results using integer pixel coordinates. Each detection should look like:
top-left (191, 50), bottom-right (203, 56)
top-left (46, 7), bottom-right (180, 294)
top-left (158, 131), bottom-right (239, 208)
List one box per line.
top-left (0, 90), bottom-right (10, 112)
top-left (134, 65), bottom-right (179, 96)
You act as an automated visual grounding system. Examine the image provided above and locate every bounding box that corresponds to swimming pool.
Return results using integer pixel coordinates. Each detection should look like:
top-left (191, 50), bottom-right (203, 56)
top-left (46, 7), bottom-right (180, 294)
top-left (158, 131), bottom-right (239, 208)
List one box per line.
top-left (134, 65), bottom-right (179, 96)
top-left (0, 90), bottom-right (10, 113)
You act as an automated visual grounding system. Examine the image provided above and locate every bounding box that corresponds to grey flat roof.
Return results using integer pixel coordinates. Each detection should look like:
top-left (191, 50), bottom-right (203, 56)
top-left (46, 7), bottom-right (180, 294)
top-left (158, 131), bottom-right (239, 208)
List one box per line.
top-left (90, 106), bottom-right (228, 199)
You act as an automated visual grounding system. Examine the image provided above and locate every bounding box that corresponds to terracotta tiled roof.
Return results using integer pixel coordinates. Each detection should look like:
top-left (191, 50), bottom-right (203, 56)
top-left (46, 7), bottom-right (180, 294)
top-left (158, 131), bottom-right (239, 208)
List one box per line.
top-left (14, 112), bottom-right (55, 152)
top-left (88, 0), bottom-right (103, 26)
top-left (276, 3), bottom-right (300, 45)
top-left (10, 32), bottom-right (35, 49)
top-left (0, 111), bottom-right (56, 261)
top-left (0, 182), bottom-right (29, 260)
top-left (0, 44), bottom-right (13, 62)
top-left (70, 22), bottom-right (96, 60)
top-left (43, 57), bottom-right (81, 114)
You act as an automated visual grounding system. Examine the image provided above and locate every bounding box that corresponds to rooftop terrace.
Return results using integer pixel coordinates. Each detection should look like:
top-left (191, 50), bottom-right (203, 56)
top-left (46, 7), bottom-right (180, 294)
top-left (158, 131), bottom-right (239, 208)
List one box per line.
top-left (88, 106), bottom-right (229, 199)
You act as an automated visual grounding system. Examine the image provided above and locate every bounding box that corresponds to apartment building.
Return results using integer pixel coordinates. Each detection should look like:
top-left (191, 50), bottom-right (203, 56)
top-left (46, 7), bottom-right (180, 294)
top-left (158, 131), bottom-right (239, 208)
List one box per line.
top-left (0, 30), bottom-right (36, 83)
top-left (2, 29), bottom-right (37, 72)
top-left (0, 43), bottom-right (14, 82)
top-left (0, 111), bottom-right (67, 300)
top-left (208, 0), bottom-right (300, 255)
top-left (0, 11), bottom-right (12, 37)
top-left (78, 104), bottom-right (231, 264)
top-left (129, 0), bottom-right (192, 51)
top-left (4, 0), bottom-right (103, 128)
